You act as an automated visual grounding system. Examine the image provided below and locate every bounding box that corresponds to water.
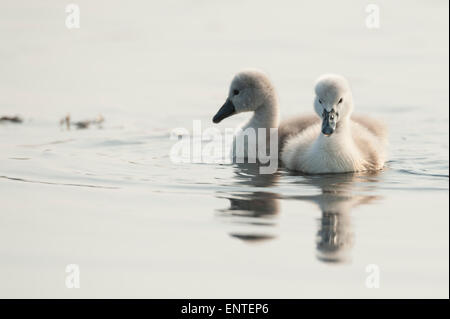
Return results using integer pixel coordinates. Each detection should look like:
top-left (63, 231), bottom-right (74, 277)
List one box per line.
top-left (0, 0), bottom-right (448, 298)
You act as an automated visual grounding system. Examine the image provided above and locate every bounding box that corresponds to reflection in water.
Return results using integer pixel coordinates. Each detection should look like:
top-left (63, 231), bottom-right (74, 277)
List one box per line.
top-left (288, 173), bottom-right (381, 263)
top-left (216, 162), bottom-right (280, 243)
top-left (215, 162), bottom-right (381, 262)
top-left (317, 211), bottom-right (353, 263)
top-left (226, 192), bottom-right (279, 219)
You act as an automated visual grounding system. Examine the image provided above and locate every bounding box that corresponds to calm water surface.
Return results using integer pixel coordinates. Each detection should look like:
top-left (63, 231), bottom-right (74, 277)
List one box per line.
top-left (0, 0), bottom-right (448, 298)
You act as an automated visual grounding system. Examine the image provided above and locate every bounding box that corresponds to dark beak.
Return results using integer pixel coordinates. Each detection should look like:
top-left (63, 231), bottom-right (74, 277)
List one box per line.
top-left (321, 111), bottom-right (336, 136)
top-left (213, 98), bottom-right (236, 124)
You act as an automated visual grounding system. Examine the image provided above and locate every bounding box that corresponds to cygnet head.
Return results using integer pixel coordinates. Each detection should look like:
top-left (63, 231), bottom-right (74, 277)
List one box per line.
top-left (314, 74), bottom-right (354, 136)
top-left (212, 70), bottom-right (277, 124)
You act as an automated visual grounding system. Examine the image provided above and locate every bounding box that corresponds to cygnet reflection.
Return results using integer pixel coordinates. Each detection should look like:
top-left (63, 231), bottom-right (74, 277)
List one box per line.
top-left (216, 162), bottom-right (280, 243)
top-left (288, 172), bottom-right (381, 263)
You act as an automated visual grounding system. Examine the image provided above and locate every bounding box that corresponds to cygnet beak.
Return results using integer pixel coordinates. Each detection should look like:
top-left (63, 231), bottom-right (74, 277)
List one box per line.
top-left (213, 98), bottom-right (236, 123)
top-left (321, 109), bottom-right (337, 136)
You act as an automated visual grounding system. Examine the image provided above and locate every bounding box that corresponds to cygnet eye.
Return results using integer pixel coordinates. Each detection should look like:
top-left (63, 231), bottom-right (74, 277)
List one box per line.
top-left (338, 98), bottom-right (343, 104)
top-left (319, 99), bottom-right (323, 104)
top-left (233, 89), bottom-right (239, 96)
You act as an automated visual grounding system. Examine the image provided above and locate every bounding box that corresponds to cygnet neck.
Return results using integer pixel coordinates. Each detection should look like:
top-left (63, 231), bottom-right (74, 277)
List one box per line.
top-left (246, 98), bottom-right (280, 130)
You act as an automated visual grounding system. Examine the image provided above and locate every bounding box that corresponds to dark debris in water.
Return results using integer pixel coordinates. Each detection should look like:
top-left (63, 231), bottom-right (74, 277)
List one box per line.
top-left (60, 114), bottom-right (104, 130)
top-left (0, 115), bottom-right (23, 123)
